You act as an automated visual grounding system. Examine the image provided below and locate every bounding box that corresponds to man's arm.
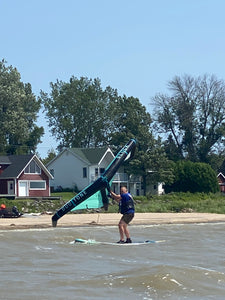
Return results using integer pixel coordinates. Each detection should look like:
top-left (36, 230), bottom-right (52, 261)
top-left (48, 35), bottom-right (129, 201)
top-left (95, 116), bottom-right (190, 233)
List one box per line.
top-left (110, 191), bottom-right (121, 202)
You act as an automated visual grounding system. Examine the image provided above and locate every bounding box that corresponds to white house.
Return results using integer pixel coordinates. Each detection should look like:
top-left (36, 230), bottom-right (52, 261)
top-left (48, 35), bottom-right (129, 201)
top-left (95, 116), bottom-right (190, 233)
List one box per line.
top-left (46, 147), bottom-right (112, 191)
top-left (46, 147), bottom-right (163, 196)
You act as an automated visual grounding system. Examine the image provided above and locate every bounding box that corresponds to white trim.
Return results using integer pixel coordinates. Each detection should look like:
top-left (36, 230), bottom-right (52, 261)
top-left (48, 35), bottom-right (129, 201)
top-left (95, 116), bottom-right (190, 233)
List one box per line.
top-left (217, 172), bottom-right (225, 179)
top-left (17, 155), bottom-right (54, 179)
top-left (98, 148), bottom-right (114, 165)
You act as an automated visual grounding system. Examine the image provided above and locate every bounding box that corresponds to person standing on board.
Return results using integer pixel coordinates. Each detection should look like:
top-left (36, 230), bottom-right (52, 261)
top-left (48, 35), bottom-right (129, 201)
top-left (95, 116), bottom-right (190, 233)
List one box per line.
top-left (110, 186), bottom-right (135, 243)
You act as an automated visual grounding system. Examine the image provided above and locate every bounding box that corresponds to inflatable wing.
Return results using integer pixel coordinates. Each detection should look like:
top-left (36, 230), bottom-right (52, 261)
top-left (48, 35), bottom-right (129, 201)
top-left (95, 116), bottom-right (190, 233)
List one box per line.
top-left (71, 178), bottom-right (114, 211)
top-left (52, 139), bottom-right (136, 227)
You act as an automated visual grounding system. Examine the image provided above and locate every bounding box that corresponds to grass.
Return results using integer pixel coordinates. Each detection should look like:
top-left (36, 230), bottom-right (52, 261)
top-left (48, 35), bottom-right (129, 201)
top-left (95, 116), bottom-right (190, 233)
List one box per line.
top-left (105, 192), bottom-right (225, 214)
top-left (133, 192), bottom-right (225, 214)
top-left (1, 192), bottom-right (225, 214)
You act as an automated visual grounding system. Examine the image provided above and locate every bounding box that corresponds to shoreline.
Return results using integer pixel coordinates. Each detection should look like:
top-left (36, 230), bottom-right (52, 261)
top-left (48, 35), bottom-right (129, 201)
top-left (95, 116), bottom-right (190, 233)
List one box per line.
top-left (1, 212), bottom-right (225, 230)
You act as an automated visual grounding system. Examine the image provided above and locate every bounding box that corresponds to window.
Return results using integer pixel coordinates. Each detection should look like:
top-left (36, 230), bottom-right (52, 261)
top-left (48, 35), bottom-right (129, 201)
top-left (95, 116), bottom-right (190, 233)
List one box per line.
top-left (29, 181), bottom-right (46, 189)
top-left (83, 167), bottom-right (87, 178)
top-left (25, 160), bottom-right (41, 174)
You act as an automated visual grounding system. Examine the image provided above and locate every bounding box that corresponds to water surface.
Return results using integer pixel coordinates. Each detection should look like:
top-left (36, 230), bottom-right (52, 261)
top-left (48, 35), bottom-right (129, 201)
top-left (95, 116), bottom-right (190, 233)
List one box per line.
top-left (1, 222), bottom-right (225, 299)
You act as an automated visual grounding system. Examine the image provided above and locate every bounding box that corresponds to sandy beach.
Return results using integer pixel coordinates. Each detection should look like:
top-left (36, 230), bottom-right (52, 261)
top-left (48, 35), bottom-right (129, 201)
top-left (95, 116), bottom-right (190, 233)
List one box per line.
top-left (1, 212), bottom-right (225, 230)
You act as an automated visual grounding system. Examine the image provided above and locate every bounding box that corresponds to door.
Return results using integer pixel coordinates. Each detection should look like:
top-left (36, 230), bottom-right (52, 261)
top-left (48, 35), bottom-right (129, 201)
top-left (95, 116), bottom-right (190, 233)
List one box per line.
top-left (7, 181), bottom-right (14, 195)
top-left (18, 181), bottom-right (28, 197)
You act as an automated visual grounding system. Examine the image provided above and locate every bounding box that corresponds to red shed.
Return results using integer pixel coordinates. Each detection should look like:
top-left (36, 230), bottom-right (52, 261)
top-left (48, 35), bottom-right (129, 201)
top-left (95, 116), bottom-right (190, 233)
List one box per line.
top-left (0, 154), bottom-right (53, 198)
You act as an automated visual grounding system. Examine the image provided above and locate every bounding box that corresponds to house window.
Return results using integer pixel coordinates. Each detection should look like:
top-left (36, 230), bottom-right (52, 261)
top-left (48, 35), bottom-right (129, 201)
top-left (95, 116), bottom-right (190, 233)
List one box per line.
top-left (95, 168), bottom-right (98, 176)
top-left (25, 161), bottom-right (41, 174)
top-left (83, 167), bottom-right (87, 178)
top-left (29, 181), bottom-right (46, 189)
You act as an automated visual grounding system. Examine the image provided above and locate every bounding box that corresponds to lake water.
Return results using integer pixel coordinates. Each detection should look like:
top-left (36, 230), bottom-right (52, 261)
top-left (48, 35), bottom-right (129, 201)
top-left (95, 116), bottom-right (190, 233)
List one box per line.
top-left (1, 222), bottom-right (225, 299)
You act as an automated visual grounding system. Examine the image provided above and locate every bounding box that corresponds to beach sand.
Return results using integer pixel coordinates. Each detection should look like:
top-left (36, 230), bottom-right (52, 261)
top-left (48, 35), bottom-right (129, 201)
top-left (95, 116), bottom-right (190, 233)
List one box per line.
top-left (1, 212), bottom-right (225, 230)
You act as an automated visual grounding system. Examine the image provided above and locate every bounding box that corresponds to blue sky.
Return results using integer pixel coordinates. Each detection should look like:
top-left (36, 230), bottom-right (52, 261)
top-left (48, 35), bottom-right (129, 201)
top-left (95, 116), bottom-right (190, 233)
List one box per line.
top-left (1, 0), bottom-right (225, 158)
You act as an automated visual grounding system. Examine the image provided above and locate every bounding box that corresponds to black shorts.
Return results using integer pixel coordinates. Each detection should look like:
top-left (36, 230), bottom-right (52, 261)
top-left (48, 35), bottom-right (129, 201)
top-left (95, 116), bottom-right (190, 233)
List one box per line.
top-left (121, 213), bottom-right (134, 224)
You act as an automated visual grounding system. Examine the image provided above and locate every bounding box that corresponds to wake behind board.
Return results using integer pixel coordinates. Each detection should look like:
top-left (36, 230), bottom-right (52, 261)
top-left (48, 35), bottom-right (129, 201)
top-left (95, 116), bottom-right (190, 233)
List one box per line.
top-left (74, 238), bottom-right (165, 246)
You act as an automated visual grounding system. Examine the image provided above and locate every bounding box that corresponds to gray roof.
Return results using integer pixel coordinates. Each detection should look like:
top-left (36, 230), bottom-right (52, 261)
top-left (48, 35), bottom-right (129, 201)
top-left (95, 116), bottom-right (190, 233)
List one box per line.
top-left (70, 147), bottom-right (108, 164)
top-left (0, 156), bottom-right (11, 164)
top-left (0, 154), bottom-right (33, 178)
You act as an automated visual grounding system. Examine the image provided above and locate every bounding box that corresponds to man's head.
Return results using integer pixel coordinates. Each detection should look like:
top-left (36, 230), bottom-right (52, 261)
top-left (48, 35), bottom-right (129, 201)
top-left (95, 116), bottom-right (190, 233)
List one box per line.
top-left (120, 186), bottom-right (128, 194)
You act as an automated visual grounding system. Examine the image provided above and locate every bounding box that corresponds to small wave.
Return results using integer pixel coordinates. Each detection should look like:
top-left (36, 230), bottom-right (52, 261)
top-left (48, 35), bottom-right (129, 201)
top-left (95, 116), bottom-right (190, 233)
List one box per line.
top-left (35, 245), bottom-right (53, 252)
top-left (70, 264), bottom-right (225, 299)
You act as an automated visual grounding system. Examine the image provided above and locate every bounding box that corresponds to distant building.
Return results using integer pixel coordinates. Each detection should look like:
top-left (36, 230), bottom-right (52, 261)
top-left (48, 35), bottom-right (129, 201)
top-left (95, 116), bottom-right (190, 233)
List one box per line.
top-left (0, 154), bottom-right (53, 198)
top-left (46, 147), bottom-right (164, 196)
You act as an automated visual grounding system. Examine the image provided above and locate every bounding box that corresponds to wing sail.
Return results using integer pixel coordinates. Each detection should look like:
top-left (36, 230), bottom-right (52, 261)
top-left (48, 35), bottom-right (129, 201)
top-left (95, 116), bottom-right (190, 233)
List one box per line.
top-left (71, 190), bottom-right (104, 211)
top-left (52, 139), bottom-right (136, 226)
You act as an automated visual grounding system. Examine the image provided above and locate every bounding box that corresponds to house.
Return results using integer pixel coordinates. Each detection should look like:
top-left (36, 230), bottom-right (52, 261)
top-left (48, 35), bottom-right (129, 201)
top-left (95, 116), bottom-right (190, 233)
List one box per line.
top-left (46, 147), bottom-right (143, 196)
top-left (46, 147), bottom-right (164, 196)
top-left (0, 154), bottom-right (53, 198)
top-left (217, 172), bottom-right (225, 193)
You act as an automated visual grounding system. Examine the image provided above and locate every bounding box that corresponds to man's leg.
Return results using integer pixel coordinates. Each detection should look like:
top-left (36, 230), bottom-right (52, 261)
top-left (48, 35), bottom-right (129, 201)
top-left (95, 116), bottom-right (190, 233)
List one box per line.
top-left (122, 214), bottom-right (134, 243)
top-left (119, 219), bottom-right (131, 239)
top-left (123, 223), bottom-right (130, 239)
top-left (118, 218), bottom-right (126, 241)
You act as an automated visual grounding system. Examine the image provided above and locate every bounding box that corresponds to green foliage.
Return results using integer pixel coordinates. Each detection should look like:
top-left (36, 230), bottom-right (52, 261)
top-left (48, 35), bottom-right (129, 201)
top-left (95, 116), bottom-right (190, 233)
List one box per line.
top-left (109, 95), bottom-right (152, 151)
top-left (41, 148), bottom-right (56, 165)
top-left (165, 160), bottom-right (219, 193)
top-left (40, 77), bottom-right (117, 149)
top-left (0, 59), bottom-right (44, 154)
top-left (40, 76), bottom-right (173, 195)
top-left (133, 192), bottom-right (225, 214)
top-left (129, 137), bottom-right (174, 195)
top-left (152, 74), bottom-right (225, 163)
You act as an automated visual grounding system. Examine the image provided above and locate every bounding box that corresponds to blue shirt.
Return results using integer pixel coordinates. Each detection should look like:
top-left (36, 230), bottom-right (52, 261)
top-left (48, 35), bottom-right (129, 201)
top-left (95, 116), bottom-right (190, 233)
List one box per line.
top-left (119, 192), bottom-right (135, 214)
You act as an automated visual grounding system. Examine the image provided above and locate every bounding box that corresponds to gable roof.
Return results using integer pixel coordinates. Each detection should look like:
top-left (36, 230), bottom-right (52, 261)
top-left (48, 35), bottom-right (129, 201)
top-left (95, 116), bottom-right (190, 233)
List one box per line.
top-left (218, 160), bottom-right (225, 175)
top-left (0, 154), bottom-right (33, 178)
top-left (70, 147), bottom-right (109, 164)
top-left (0, 154), bottom-right (53, 179)
top-left (0, 156), bottom-right (11, 164)
top-left (217, 172), bottom-right (225, 179)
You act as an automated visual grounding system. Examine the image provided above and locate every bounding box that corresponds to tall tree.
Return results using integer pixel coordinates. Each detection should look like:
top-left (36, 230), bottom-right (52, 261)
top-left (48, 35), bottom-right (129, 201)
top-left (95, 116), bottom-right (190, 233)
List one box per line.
top-left (129, 137), bottom-right (174, 195)
top-left (152, 74), bottom-right (225, 163)
top-left (41, 76), bottom-right (172, 194)
top-left (0, 59), bottom-right (43, 155)
top-left (108, 95), bottom-right (173, 194)
top-left (40, 76), bottom-right (117, 149)
top-left (109, 95), bottom-right (152, 150)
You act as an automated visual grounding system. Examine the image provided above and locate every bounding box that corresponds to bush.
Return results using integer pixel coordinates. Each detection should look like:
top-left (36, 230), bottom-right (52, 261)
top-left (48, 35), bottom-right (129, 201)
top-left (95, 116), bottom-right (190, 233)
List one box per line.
top-left (165, 161), bottom-right (219, 193)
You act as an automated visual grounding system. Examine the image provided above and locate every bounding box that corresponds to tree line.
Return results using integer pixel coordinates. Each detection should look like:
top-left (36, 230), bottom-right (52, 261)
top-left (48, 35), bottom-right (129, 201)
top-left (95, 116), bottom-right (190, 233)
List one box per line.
top-left (1, 59), bottom-right (223, 194)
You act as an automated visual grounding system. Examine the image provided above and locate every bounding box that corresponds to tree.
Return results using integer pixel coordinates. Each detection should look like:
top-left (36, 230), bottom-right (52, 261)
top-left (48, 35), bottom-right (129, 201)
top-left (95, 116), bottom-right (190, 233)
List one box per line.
top-left (0, 59), bottom-right (43, 155)
top-left (40, 76), bottom-right (117, 149)
top-left (40, 76), bottom-right (173, 195)
top-left (152, 74), bottom-right (225, 163)
top-left (41, 148), bottom-right (56, 165)
top-left (109, 95), bottom-right (152, 150)
top-left (129, 137), bottom-right (174, 195)
top-left (107, 95), bottom-right (174, 194)
top-left (165, 160), bottom-right (219, 193)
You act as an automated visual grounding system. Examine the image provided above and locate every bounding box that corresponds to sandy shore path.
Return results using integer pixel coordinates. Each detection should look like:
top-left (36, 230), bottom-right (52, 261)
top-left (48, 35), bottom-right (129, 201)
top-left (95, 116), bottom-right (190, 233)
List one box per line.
top-left (1, 212), bottom-right (225, 230)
